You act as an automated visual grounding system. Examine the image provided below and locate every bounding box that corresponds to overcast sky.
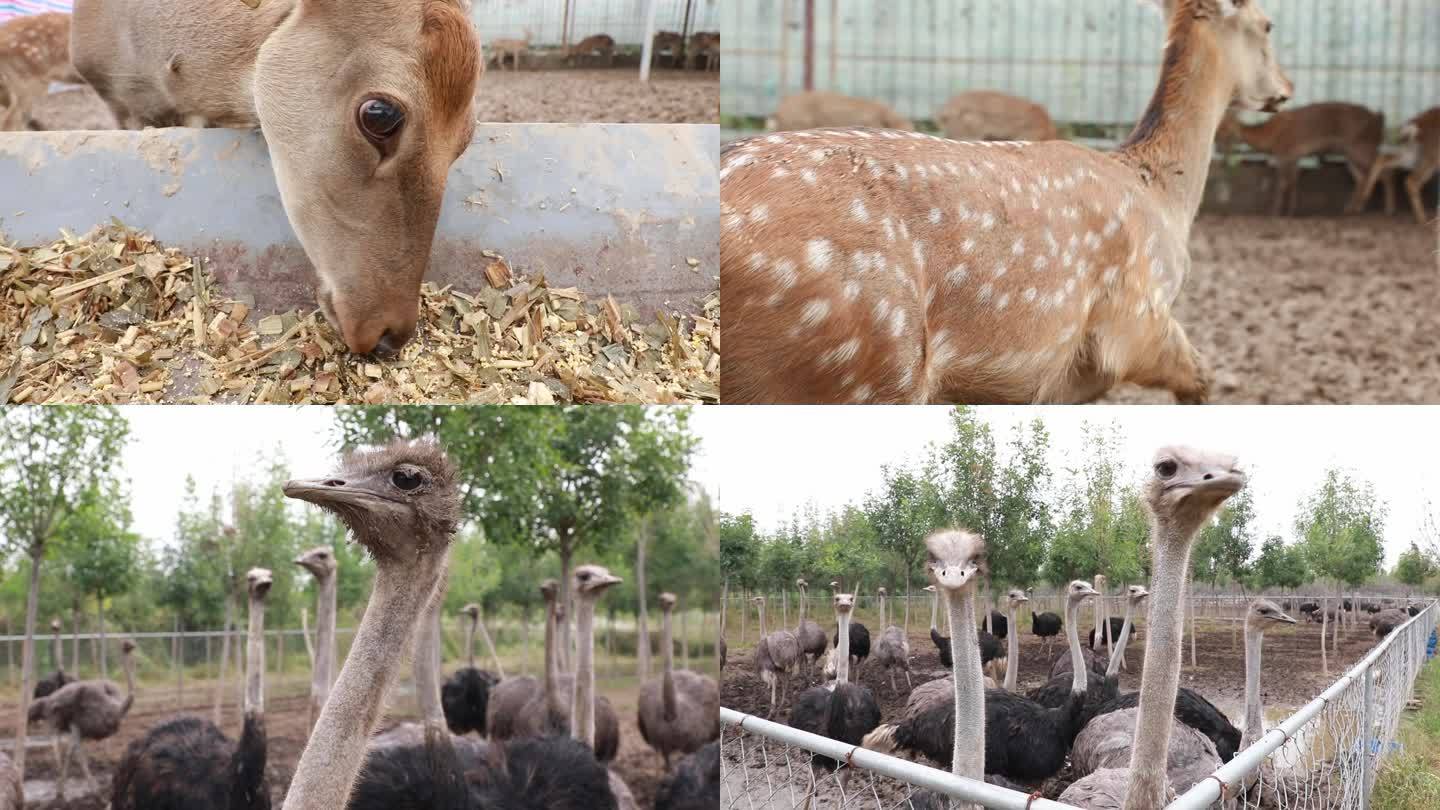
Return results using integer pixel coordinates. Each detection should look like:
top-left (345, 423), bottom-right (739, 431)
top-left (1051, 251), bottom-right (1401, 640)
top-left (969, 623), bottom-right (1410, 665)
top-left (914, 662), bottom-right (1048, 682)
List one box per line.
top-left (693, 406), bottom-right (1440, 568)
top-left (121, 407), bottom-right (721, 549)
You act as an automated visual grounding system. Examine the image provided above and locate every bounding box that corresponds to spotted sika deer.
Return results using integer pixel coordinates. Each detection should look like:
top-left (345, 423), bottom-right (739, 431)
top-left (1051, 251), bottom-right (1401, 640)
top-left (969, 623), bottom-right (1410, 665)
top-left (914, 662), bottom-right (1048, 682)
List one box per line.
top-left (488, 29), bottom-right (531, 71)
top-left (771, 90), bottom-right (913, 133)
top-left (1219, 102), bottom-right (1393, 216)
top-left (688, 31), bottom-right (719, 72)
top-left (721, 0), bottom-right (1291, 404)
top-left (70, 0), bottom-right (482, 357)
top-left (565, 33), bottom-right (615, 68)
top-left (1356, 107), bottom-right (1440, 224)
top-left (936, 91), bottom-right (1058, 143)
top-left (0, 12), bottom-right (82, 131)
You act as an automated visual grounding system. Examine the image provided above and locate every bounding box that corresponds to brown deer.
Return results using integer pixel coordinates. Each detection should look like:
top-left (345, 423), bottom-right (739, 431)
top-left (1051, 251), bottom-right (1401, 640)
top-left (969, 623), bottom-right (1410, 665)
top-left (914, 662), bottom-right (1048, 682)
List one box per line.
top-left (1355, 107), bottom-right (1439, 224)
top-left (69, 0), bottom-right (482, 357)
top-left (0, 12), bottom-right (82, 131)
top-left (565, 33), bottom-right (615, 68)
top-left (652, 29), bottom-right (684, 69)
top-left (937, 90), bottom-right (1058, 143)
top-left (771, 90), bottom-right (913, 132)
top-left (488, 29), bottom-right (530, 71)
top-left (1219, 102), bottom-right (1393, 216)
top-left (720, 0), bottom-right (1291, 404)
top-left (688, 31), bottom-right (719, 72)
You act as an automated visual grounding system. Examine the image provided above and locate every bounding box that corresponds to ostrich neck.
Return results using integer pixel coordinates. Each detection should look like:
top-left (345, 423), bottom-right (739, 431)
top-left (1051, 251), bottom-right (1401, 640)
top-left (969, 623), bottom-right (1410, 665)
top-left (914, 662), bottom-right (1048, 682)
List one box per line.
top-left (245, 592), bottom-right (267, 714)
top-left (414, 593), bottom-right (446, 729)
top-left (948, 586), bottom-right (984, 781)
top-left (798, 590), bottom-right (807, 624)
top-left (543, 598), bottom-right (563, 717)
top-left (1066, 596), bottom-right (1088, 694)
top-left (51, 628), bottom-right (63, 672)
top-left (1092, 581), bottom-right (1105, 651)
top-left (1004, 601), bottom-right (1020, 691)
top-left (119, 649), bottom-right (136, 715)
top-left (1106, 599), bottom-right (1136, 678)
top-left (314, 574), bottom-right (337, 706)
top-left (929, 591), bottom-right (938, 631)
top-left (661, 607), bottom-right (677, 718)
top-left (1242, 623), bottom-right (1265, 749)
top-left (1123, 529), bottom-right (1193, 810)
top-left (282, 552), bottom-right (449, 810)
top-left (757, 602), bottom-right (767, 638)
top-left (573, 596), bottom-right (598, 749)
top-left (836, 611), bottom-right (851, 685)
top-left (465, 615), bottom-right (477, 669)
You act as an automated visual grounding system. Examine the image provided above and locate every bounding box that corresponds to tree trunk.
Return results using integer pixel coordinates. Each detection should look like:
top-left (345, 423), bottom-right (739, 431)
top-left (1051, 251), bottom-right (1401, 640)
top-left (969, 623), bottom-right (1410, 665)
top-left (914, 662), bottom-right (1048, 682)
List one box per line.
top-left (636, 517), bottom-right (651, 681)
top-left (681, 608), bottom-right (690, 669)
top-left (173, 615), bottom-right (183, 709)
top-left (4, 616), bottom-right (12, 687)
top-left (71, 598), bottom-right (80, 674)
top-left (214, 591), bottom-right (235, 727)
top-left (740, 588), bottom-right (748, 644)
top-left (98, 597), bottom-right (109, 680)
top-left (13, 549), bottom-right (44, 779)
top-left (903, 573), bottom-right (911, 636)
top-left (1320, 596), bottom-right (1329, 675)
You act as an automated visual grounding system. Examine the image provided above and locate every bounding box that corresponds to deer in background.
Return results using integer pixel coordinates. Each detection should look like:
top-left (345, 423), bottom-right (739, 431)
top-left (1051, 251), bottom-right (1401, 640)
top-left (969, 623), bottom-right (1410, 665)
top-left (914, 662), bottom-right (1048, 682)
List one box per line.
top-left (937, 90), bottom-right (1058, 143)
top-left (0, 12), bottom-right (83, 131)
top-left (652, 30), bottom-right (684, 69)
top-left (488, 29), bottom-right (531, 71)
top-left (564, 33), bottom-right (615, 68)
top-left (721, 0), bottom-right (1291, 404)
top-left (70, 0), bottom-right (482, 358)
top-left (1355, 107), bottom-right (1439, 224)
top-left (1218, 102), bottom-right (1393, 216)
top-left (770, 90), bottom-right (913, 132)
top-left (688, 31), bottom-right (719, 72)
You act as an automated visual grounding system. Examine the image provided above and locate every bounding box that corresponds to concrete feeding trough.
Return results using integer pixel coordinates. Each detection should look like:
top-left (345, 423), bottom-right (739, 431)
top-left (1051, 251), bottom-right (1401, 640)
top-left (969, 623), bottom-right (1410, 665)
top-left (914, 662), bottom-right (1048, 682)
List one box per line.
top-left (0, 123), bottom-right (719, 319)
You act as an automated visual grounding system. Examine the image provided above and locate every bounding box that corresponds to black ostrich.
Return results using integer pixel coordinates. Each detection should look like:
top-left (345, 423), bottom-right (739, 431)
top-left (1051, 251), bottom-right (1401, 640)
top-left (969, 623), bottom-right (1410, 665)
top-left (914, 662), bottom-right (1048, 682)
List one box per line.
top-left (1298, 601), bottom-right (1319, 615)
top-left (442, 603), bottom-right (501, 736)
top-left (793, 593), bottom-right (881, 802)
top-left (1409, 604), bottom-right (1423, 617)
top-left (831, 618), bottom-right (870, 674)
top-left (1030, 611), bottom-right (1063, 656)
top-left (655, 741), bottom-right (719, 810)
top-left (1031, 585), bottom-right (1148, 711)
top-left (34, 618), bottom-right (73, 699)
top-left (1087, 616), bottom-right (1128, 647)
top-left (983, 609), bottom-right (1008, 639)
top-left (977, 630), bottom-right (1003, 666)
top-left (472, 735), bottom-right (620, 810)
top-left (930, 626), bottom-right (953, 668)
top-left (1078, 687), bottom-right (1242, 762)
top-left (111, 569), bottom-right (273, 810)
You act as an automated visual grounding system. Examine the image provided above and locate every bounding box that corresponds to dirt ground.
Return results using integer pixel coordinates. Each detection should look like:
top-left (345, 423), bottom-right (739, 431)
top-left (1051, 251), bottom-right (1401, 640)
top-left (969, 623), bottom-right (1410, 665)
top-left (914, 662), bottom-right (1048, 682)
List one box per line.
top-left (722, 615), bottom-right (1391, 805)
top-left (1103, 214), bottom-right (1439, 404)
top-left (3, 677), bottom-right (672, 809)
top-left (472, 67), bottom-right (718, 124)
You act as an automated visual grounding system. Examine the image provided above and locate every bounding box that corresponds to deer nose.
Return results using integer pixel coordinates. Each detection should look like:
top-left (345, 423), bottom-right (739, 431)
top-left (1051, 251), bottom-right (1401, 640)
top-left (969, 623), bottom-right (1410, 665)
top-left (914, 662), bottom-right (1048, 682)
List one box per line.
top-left (371, 328), bottom-right (412, 359)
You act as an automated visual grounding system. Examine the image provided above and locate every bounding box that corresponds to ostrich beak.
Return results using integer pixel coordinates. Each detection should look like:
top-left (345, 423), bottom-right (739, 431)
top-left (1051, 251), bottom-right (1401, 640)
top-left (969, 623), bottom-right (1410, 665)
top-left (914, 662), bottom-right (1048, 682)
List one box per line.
top-left (283, 477), bottom-right (385, 508)
top-left (1277, 612), bottom-right (1298, 624)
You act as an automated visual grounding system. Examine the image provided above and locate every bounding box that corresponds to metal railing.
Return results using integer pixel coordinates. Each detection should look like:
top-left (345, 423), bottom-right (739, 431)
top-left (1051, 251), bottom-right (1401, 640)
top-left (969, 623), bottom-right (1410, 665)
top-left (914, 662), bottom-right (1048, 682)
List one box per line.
top-left (721, 601), bottom-right (1438, 809)
top-left (471, 0), bottom-right (721, 50)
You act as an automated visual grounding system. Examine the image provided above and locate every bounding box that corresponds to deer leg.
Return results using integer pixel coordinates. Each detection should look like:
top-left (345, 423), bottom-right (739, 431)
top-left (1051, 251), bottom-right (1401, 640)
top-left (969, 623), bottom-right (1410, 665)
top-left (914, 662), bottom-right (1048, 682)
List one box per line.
top-left (1407, 161), bottom-right (1437, 224)
top-left (0, 78), bottom-right (43, 131)
top-left (1125, 317), bottom-right (1211, 404)
top-left (1269, 165), bottom-right (1288, 216)
top-left (1382, 170), bottom-right (1397, 216)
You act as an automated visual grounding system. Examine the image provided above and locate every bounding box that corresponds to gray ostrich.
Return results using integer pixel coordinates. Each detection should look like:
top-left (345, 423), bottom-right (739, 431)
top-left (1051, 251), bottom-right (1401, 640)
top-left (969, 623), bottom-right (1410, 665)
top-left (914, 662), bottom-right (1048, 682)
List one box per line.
top-left (29, 635), bottom-right (137, 799)
top-left (871, 586), bottom-right (913, 692)
top-left (1059, 445), bottom-right (1247, 809)
top-left (294, 545), bottom-right (338, 735)
top-left (638, 592), bottom-right (720, 768)
top-left (792, 579), bottom-right (827, 682)
top-left (486, 579), bottom-right (559, 741)
top-left (751, 595), bottom-right (800, 717)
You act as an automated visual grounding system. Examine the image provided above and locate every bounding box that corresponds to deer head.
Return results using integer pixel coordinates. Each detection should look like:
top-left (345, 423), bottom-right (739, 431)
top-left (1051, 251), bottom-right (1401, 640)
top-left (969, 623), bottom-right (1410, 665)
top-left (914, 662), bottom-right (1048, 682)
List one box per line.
top-left (1151, 0), bottom-right (1291, 113)
top-left (251, 0), bottom-right (481, 356)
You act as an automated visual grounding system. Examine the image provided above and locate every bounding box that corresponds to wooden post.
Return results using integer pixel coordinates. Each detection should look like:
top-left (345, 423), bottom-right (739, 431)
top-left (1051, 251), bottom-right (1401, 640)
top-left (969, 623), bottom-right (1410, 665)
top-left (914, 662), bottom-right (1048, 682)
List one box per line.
top-left (172, 615), bottom-right (182, 709)
top-left (803, 0), bottom-right (815, 91)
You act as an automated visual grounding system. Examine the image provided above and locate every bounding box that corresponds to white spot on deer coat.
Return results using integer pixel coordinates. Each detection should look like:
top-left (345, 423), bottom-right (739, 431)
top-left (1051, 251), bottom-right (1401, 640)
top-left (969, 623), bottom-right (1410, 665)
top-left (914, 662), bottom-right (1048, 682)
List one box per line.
top-left (929, 208), bottom-right (942, 224)
top-left (851, 199), bottom-right (869, 222)
top-left (946, 264), bottom-right (969, 287)
top-left (821, 338), bottom-right (863, 369)
top-left (806, 239), bottom-right (834, 272)
top-left (801, 169), bottom-right (818, 185)
top-left (800, 299), bottom-right (831, 326)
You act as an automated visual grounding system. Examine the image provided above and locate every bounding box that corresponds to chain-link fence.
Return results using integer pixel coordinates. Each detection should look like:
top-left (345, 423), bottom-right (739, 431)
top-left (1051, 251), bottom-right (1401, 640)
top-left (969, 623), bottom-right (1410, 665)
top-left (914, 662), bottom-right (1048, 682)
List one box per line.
top-left (721, 602), bottom-right (1438, 810)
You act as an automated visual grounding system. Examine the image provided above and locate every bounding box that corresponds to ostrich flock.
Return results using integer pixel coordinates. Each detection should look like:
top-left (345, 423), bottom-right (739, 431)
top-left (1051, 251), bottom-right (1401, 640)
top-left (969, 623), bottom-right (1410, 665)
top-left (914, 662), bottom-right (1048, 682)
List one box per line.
top-left (732, 446), bottom-right (1428, 808)
top-left (1, 438), bottom-right (719, 810)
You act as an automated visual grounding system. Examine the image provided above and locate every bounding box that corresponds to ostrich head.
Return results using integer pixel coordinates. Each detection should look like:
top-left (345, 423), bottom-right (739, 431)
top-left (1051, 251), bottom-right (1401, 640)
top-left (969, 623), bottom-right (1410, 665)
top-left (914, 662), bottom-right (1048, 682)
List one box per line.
top-left (659, 592), bottom-right (678, 611)
top-left (574, 565), bottom-right (623, 603)
top-left (878, 587), bottom-right (888, 596)
top-left (1066, 578), bottom-right (1100, 607)
top-left (539, 578), bottom-right (561, 613)
top-left (294, 546), bottom-right (338, 580)
top-left (795, 578), bottom-right (808, 592)
top-left (283, 437), bottom-right (460, 561)
top-left (120, 638), bottom-right (136, 655)
top-left (49, 619), bottom-right (61, 632)
top-left (1007, 588), bottom-right (1029, 609)
top-left (460, 603), bottom-right (480, 620)
top-left (1127, 584), bottom-right (1151, 605)
top-left (924, 529), bottom-right (986, 594)
top-left (1145, 445), bottom-right (1246, 532)
top-left (833, 593), bottom-right (854, 615)
top-left (247, 568), bottom-right (274, 600)
top-left (1247, 598), bottom-right (1297, 631)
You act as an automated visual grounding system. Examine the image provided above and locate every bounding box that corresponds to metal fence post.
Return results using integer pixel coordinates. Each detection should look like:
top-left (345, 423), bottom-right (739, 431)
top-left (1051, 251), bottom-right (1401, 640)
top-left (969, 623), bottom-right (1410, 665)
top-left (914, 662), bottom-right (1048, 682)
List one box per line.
top-left (1360, 657), bottom-right (1375, 810)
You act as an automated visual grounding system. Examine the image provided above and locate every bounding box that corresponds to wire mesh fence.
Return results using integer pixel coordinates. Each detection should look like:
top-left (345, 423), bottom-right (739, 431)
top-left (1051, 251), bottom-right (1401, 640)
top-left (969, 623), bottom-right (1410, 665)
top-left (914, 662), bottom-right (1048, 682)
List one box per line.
top-left (472, 0), bottom-right (721, 50)
top-left (720, 602), bottom-right (1438, 810)
top-left (719, 0), bottom-right (1440, 138)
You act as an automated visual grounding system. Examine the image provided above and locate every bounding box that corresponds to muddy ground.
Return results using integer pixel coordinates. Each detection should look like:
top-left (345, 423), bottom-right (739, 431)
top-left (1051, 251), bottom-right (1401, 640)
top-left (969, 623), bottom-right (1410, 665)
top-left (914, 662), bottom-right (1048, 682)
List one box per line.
top-left (3, 676), bottom-right (672, 809)
top-left (472, 67), bottom-right (719, 124)
top-left (721, 616), bottom-right (1392, 807)
top-left (1103, 214), bottom-right (1439, 404)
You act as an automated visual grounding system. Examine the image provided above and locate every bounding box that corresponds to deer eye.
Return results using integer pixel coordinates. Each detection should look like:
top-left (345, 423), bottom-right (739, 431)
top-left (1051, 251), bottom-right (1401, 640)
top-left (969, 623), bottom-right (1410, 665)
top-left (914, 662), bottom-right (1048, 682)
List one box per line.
top-left (391, 468), bottom-right (425, 491)
top-left (358, 98), bottom-right (405, 145)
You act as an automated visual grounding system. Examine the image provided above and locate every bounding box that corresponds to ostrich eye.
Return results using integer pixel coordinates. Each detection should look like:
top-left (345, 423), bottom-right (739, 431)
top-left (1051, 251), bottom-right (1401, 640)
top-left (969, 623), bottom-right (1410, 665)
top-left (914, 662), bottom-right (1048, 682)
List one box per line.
top-left (391, 468), bottom-right (425, 491)
top-left (1155, 460), bottom-right (1178, 478)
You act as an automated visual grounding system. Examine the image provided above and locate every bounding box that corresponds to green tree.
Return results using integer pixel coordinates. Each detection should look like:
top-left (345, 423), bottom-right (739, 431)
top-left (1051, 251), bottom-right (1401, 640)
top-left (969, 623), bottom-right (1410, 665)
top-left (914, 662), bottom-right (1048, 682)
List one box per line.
top-left (1394, 543), bottom-right (1433, 595)
top-left (1297, 467), bottom-right (1386, 600)
top-left (0, 406), bottom-right (128, 778)
top-left (1196, 486), bottom-right (1258, 590)
top-left (1255, 535), bottom-right (1310, 591)
top-left (989, 418), bottom-right (1054, 590)
top-left (52, 479), bottom-right (139, 679)
top-left (1044, 424), bottom-right (1147, 587)
top-left (719, 512), bottom-right (760, 596)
